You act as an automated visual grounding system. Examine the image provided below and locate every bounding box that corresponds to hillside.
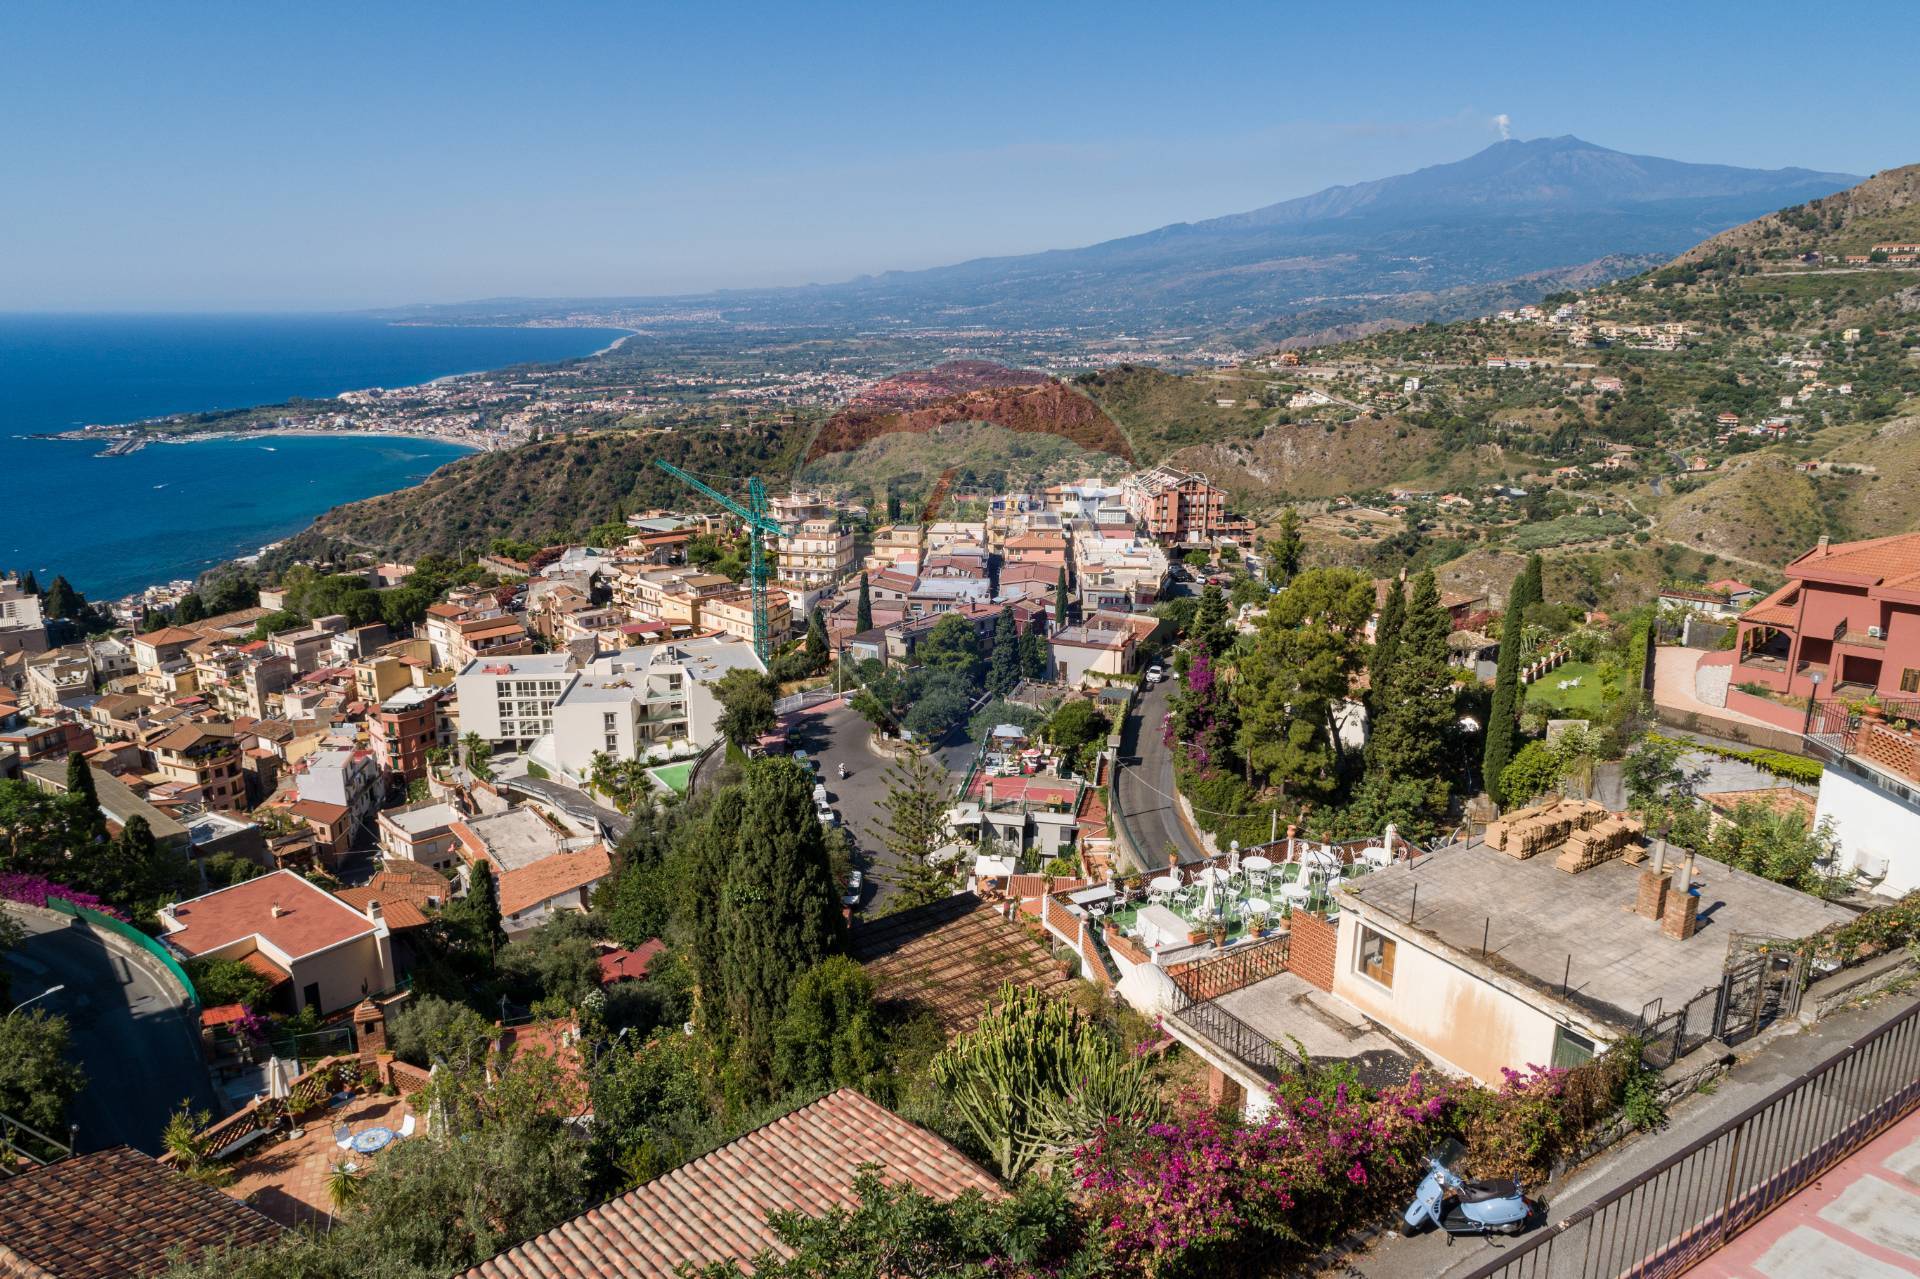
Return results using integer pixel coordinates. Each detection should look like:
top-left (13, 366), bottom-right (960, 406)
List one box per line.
top-left (384, 138), bottom-right (1856, 344)
top-left (809, 369), bottom-right (1132, 464)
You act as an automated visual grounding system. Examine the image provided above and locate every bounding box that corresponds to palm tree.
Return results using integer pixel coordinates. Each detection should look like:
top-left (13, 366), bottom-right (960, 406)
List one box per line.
top-left (587, 750), bottom-right (617, 800)
top-left (460, 731), bottom-right (494, 783)
top-left (326, 1161), bottom-right (363, 1213)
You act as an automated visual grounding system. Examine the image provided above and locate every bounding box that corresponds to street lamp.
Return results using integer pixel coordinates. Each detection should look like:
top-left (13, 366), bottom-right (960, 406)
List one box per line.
top-left (6, 984), bottom-right (66, 1019)
top-left (1802, 671), bottom-right (1824, 736)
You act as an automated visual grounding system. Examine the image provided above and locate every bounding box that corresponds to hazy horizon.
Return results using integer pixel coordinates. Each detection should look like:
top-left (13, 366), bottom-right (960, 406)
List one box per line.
top-left (6, 0), bottom-right (1916, 311)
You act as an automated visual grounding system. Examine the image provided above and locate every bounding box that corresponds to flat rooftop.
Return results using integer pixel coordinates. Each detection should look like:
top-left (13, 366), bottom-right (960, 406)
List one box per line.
top-left (383, 801), bottom-right (462, 836)
top-left (459, 653), bottom-right (576, 678)
top-left (1339, 836), bottom-right (1856, 1029)
top-left (459, 807), bottom-right (566, 871)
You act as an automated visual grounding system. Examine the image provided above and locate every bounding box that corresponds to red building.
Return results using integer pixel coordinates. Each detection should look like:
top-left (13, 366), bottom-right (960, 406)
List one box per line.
top-left (1121, 465), bottom-right (1247, 544)
top-left (369, 685), bottom-right (453, 783)
top-left (1733, 532), bottom-right (1920, 701)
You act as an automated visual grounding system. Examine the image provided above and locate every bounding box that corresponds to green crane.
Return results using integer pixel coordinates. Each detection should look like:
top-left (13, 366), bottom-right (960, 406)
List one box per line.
top-left (653, 460), bottom-right (785, 663)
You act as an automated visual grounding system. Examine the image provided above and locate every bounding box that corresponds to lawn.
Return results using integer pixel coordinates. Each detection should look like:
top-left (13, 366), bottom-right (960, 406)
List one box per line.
top-left (1524, 660), bottom-right (1614, 718)
top-left (648, 761), bottom-right (694, 795)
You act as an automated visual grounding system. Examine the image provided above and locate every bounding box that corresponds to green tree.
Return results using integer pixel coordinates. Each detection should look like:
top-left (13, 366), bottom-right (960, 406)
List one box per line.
top-left (460, 731), bottom-right (494, 784)
top-left (388, 995), bottom-right (495, 1067)
top-left (1233, 568), bottom-right (1374, 803)
top-left (1269, 507), bottom-right (1304, 585)
top-left (184, 954), bottom-right (273, 1009)
top-left (498, 912), bottom-right (604, 1009)
top-left (930, 983), bottom-right (1159, 1181)
top-left (444, 861), bottom-right (505, 966)
top-left (805, 607), bottom-right (828, 669)
top-left (771, 955), bottom-right (886, 1095)
top-left (64, 753), bottom-right (106, 846)
top-left (717, 758), bottom-right (842, 1096)
top-left (855, 572), bottom-right (873, 633)
top-left (1045, 700), bottom-right (1109, 776)
top-left (42, 575), bottom-right (85, 621)
top-left (916, 614), bottom-right (982, 685)
top-left (1364, 571), bottom-right (1456, 799)
top-left (594, 801), bottom-right (680, 948)
top-left (713, 667), bottom-right (778, 751)
top-left (1482, 555), bottom-right (1542, 805)
top-left (1018, 618), bottom-right (1051, 681)
top-left (175, 592), bottom-right (207, 624)
top-left (986, 607), bottom-right (1020, 698)
top-left (870, 750), bottom-right (956, 911)
top-left (1371, 578), bottom-right (1406, 685)
top-left (0, 1011), bottom-right (87, 1142)
top-left (1053, 566), bottom-right (1071, 629)
top-left (1193, 583), bottom-right (1232, 656)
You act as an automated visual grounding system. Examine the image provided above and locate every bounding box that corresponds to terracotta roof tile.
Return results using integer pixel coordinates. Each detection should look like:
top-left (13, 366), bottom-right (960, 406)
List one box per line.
top-left (496, 844), bottom-right (613, 917)
top-left (0, 1145), bottom-right (280, 1277)
top-left (463, 1089), bottom-right (998, 1279)
top-left (162, 869), bottom-right (375, 960)
top-left (847, 892), bottom-right (1075, 1037)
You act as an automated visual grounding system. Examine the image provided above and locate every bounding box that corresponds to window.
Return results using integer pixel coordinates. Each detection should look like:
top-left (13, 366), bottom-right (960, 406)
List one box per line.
top-left (1903, 668), bottom-right (1920, 694)
top-left (1552, 1026), bottom-right (1596, 1069)
top-left (1357, 925), bottom-right (1397, 989)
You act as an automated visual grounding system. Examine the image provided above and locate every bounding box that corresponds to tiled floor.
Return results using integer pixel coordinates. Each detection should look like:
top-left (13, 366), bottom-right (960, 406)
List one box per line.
top-left (1693, 1107), bottom-right (1920, 1277)
top-left (223, 1093), bottom-right (422, 1227)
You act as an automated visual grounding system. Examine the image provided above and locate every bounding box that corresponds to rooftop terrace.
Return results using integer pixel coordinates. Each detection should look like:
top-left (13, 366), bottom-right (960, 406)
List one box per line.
top-left (1339, 836), bottom-right (1855, 1029)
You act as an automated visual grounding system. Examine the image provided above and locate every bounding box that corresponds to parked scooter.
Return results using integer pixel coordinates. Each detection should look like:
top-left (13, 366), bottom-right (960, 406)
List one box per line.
top-left (837, 762), bottom-right (848, 780)
top-left (1403, 1139), bottom-right (1534, 1243)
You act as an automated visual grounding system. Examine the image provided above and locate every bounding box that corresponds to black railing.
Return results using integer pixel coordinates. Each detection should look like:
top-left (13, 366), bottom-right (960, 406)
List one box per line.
top-left (1167, 993), bottom-right (1287, 1081)
top-left (1459, 997), bottom-right (1920, 1279)
top-left (1804, 696), bottom-right (1920, 797)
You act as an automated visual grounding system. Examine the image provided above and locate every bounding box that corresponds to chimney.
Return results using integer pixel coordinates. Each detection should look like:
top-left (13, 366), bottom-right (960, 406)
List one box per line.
top-left (1636, 835), bottom-right (1669, 920)
top-left (1662, 851), bottom-right (1699, 940)
top-left (366, 899), bottom-right (384, 922)
top-left (1816, 534), bottom-right (1830, 556)
top-left (270, 903), bottom-right (283, 918)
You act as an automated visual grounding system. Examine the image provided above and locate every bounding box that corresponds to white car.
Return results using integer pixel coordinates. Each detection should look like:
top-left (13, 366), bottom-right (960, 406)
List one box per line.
top-left (1144, 665), bottom-right (1165, 686)
top-left (842, 869), bottom-right (864, 907)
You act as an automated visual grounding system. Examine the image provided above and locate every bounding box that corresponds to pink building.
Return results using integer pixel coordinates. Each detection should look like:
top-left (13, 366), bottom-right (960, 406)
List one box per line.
top-left (1733, 532), bottom-right (1920, 702)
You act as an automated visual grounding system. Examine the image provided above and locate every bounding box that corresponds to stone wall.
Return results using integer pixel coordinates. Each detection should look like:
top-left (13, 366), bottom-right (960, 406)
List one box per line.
top-left (1286, 909), bottom-right (1337, 993)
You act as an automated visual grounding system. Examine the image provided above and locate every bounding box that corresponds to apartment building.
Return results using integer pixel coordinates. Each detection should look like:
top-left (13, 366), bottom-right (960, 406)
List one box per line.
top-left (150, 722), bottom-right (248, 813)
top-left (0, 575), bottom-right (48, 656)
top-left (546, 636), bottom-right (765, 776)
top-left (769, 493), bottom-right (856, 589)
top-left (370, 684), bottom-right (454, 782)
top-left (453, 652), bottom-right (578, 752)
top-left (702, 589), bottom-right (792, 644)
top-left (1121, 465), bottom-right (1231, 544)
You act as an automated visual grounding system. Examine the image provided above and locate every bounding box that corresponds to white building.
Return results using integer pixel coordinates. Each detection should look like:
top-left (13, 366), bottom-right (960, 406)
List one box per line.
top-left (1812, 754), bottom-right (1920, 899)
top-left (546, 636), bottom-right (767, 777)
top-left (453, 652), bottom-right (579, 753)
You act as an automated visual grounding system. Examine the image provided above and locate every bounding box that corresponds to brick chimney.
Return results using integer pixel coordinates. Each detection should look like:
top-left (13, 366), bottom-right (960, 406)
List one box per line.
top-left (353, 997), bottom-right (388, 1062)
top-left (1662, 851), bottom-right (1699, 940)
top-left (1636, 837), bottom-right (1668, 921)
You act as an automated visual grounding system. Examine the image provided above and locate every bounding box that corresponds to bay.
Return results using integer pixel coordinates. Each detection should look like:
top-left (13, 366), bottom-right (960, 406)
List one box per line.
top-left (0, 314), bottom-right (626, 599)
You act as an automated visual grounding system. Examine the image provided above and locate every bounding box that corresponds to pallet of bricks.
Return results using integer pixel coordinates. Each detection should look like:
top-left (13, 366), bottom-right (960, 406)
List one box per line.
top-left (1555, 812), bottom-right (1646, 873)
top-left (1485, 797), bottom-right (1605, 860)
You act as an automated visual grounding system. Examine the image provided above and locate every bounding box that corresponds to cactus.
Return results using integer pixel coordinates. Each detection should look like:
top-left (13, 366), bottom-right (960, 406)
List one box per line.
top-left (929, 983), bottom-right (1159, 1181)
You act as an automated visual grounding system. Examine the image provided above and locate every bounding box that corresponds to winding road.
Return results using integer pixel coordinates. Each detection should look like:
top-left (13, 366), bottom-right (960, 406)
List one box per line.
top-left (1112, 680), bottom-right (1209, 872)
top-left (3, 907), bottom-right (216, 1155)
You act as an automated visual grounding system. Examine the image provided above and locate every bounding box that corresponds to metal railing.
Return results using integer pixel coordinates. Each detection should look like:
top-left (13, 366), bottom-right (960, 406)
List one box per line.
top-left (46, 895), bottom-right (199, 1009)
top-left (1, 1110), bottom-right (76, 1175)
top-left (1460, 997), bottom-right (1920, 1279)
top-left (1164, 933), bottom-right (1295, 1081)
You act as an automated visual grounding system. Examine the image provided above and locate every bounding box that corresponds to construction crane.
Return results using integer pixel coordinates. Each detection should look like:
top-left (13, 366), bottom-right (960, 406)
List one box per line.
top-left (653, 460), bottom-right (785, 664)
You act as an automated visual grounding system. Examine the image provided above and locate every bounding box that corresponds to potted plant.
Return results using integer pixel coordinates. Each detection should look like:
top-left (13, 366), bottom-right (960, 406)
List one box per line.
top-left (1860, 694), bottom-right (1886, 723)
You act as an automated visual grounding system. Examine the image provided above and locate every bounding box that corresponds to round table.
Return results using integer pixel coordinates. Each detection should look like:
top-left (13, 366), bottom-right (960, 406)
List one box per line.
top-left (1149, 875), bottom-right (1181, 895)
top-left (1195, 866), bottom-right (1231, 886)
top-left (1242, 855), bottom-right (1273, 873)
top-left (1244, 898), bottom-right (1270, 916)
top-left (350, 1127), bottom-right (395, 1155)
top-left (1280, 881), bottom-right (1314, 907)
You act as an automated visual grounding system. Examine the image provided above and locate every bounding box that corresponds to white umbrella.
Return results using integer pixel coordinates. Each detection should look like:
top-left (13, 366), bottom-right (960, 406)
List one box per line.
top-left (1199, 872), bottom-right (1217, 922)
top-left (266, 1055), bottom-right (294, 1101)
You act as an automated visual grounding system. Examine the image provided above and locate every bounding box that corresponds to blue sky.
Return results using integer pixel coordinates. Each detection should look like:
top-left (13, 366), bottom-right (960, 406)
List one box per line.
top-left (5, 1), bottom-right (1915, 310)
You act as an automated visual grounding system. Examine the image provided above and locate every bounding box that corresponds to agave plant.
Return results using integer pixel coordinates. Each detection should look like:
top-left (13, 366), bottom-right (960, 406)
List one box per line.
top-left (930, 983), bottom-right (1160, 1181)
top-left (326, 1161), bottom-right (364, 1212)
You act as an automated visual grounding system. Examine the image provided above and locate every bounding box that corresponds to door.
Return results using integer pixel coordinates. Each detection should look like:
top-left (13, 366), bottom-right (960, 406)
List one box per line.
top-left (302, 982), bottom-right (322, 1012)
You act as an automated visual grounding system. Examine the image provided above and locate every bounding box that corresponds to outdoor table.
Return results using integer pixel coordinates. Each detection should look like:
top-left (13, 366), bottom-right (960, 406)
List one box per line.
top-left (1280, 881), bottom-right (1314, 907)
top-left (350, 1126), bottom-right (396, 1155)
top-left (1241, 855), bottom-right (1273, 873)
top-left (1196, 866), bottom-right (1231, 886)
top-left (1244, 897), bottom-right (1271, 915)
top-left (1149, 875), bottom-right (1181, 895)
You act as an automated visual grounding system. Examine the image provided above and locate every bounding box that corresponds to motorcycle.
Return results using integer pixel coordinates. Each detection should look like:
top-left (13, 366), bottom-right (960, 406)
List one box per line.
top-left (1403, 1138), bottom-right (1534, 1243)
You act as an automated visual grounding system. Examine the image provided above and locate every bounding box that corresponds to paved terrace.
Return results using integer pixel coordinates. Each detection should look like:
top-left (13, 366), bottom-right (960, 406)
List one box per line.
top-left (224, 1092), bottom-right (424, 1227)
top-left (1340, 837), bottom-right (1855, 1030)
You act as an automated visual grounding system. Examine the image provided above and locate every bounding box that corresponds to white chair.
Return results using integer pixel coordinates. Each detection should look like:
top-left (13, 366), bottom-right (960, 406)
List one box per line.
top-left (333, 1124), bottom-right (353, 1150)
top-left (398, 1114), bottom-right (417, 1139)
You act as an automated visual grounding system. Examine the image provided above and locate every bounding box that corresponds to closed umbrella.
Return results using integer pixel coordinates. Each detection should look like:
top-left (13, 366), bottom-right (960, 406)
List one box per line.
top-left (266, 1055), bottom-right (294, 1101)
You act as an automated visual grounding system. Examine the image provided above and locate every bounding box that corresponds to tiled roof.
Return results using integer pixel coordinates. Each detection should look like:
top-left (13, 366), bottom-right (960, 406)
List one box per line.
top-left (847, 892), bottom-right (1075, 1037)
top-left (463, 1089), bottom-right (999, 1279)
top-left (1740, 581), bottom-right (1801, 627)
top-left (0, 1145), bottom-right (280, 1277)
top-left (335, 887), bottom-right (431, 931)
top-left (598, 939), bottom-right (665, 983)
top-left (497, 844), bottom-right (613, 917)
top-left (135, 626), bottom-right (204, 647)
top-left (162, 869), bottom-right (376, 960)
top-left (1787, 530), bottom-right (1920, 594)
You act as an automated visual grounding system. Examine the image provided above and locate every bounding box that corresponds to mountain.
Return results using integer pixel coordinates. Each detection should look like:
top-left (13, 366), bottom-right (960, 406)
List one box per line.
top-left (392, 137), bottom-right (1857, 344)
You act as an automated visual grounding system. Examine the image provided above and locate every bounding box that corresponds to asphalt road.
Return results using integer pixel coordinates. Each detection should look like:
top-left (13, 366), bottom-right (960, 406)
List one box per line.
top-left (3, 907), bottom-right (217, 1155)
top-left (1113, 680), bottom-right (1208, 872)
top-left (786, 703), bottom-right (974, 914)
top-left (500, 773), bottom-right (633, 841)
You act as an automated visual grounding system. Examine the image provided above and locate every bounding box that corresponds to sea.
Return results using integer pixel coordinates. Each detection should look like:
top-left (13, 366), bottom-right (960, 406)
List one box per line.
top-left (0, 313), bottom-right (629, 600)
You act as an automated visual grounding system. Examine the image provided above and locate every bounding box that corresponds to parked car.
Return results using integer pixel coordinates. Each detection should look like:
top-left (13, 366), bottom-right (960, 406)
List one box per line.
top-left (842, 868), bottom-right (863, 907)
top-left (1144, 664), bottom-right (1165, 685)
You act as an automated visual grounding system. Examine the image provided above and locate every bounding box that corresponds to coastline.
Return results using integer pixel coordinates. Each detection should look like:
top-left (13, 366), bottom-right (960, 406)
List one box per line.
top-left (167, 426), bottom-right (490, 454)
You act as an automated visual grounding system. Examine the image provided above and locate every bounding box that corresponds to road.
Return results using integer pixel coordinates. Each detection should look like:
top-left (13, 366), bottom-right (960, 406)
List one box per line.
top-left (787, 702), bottom-right (974, 914)
top-left (3, 907), bottom-right (217, 1155)
top-left (1352, 990), bottom-right (1920, 1278)
top-left (499, 773), bottom-right (632, 841)
top-left (1112, 680), bottom-right (1208, 872)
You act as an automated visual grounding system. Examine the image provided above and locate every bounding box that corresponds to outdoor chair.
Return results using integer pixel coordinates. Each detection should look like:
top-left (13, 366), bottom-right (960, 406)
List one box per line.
top-left (333, 1124), bottom-right (353, 1150)
top-left (398, 1114), bottom-right (417, 1139)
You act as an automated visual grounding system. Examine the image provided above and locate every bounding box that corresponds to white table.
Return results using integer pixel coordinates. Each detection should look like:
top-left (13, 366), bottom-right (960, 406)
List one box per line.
top-left (1149, 875), bottom-right (1181, 895)
top-left (1244, 897), bottom-right (1270, 916)
top-left (1195, 866), bottom-right (1231, 886)
top-left (1280, 881), bottom-right (1314, 908)
top-left (1242, 855), bottom-right (1273, 873)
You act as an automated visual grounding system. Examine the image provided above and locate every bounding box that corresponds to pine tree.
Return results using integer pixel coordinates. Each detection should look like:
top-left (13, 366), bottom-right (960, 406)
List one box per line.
top-left (175, 593), bottom-right (207, 624)
top-left (19, 570), bottom-right (40, 596)
top-left (64, 752), bottom-right (107, 845)
top-left (1053, 567), bottom-right (1070, 630)
top-left (447, 861), bottom-right (505, 964)
top-left (855, 573), bottom-right (873, 633)
top-left (1482, 555), bottom-right (1542, 804)
top-left (1193, 584), bottom-right (1231, 655)
top-left (43, 576), bottom-right (84, 621)
top-left (1270, 508), bottom-right (1304, 585)
top-left (805, 607), bottom-right (828, 667)
top-left (719, 758), bottom-right (842, 1094)
top-left (1018, 617), bottom-right (1051, 681)
top-left (987, 608), bottom-right (1019, 697)
top-left (872, 750), bottom-right (957, 912)
top-left (1365, 570), bottom-right (1456, 787)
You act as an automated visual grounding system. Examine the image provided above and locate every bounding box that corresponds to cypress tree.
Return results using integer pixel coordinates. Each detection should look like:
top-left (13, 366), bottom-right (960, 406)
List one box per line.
top-left (1270, 508), bottom-right (1304, 585)
top-left (718, 758), bottom-right (842, 1094)
top-left (1053, 567), bottom-right (1070, 630)
top-left (987, 607), bottom-right (1019, 696)
top-left (1482, 555), bottom-right (1543, 804)
top-left (1365, 571), bottom-right (1455, 784)
top-left (65, 752), bottom-right (106, 844)
top-left (20, 570), bottom-right (40, 596)
top-left (855, 572), bottom-right (873, 633)
top-left (43, 576), bottom-right (84, 621)
top-left (447, 861), bottom-right (505, 963)
top-left (1371, 578), bottom-right (1406, 687)
top-left (805, 606), bottom-right (828, 667)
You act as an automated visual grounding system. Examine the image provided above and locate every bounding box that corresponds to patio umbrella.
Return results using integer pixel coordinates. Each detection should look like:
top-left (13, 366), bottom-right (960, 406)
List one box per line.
top-left (1198, 872), bottom-right (1218, 922)
top-left (266, 1055), bottom-right (294, 1101)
